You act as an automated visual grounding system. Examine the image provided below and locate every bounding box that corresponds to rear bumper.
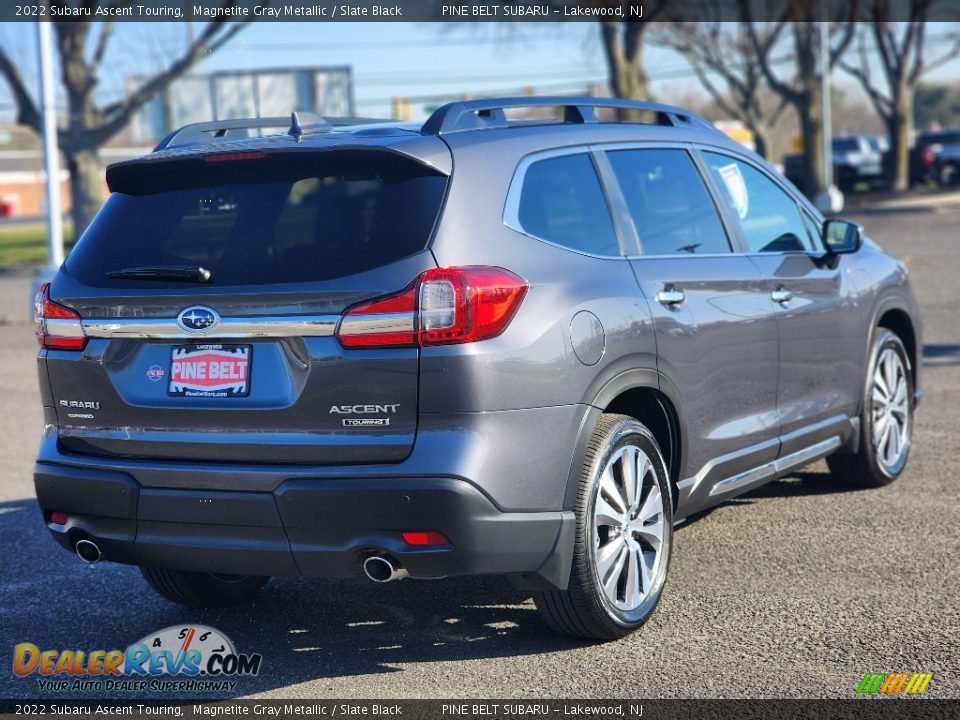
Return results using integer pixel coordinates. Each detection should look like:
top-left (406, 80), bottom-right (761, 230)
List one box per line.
top-left (34, 461), bottom-right (575, 589)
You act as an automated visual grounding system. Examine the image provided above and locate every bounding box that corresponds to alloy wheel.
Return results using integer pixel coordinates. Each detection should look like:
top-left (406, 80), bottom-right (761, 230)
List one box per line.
top-left (591, 444), bottom-right (666, 612)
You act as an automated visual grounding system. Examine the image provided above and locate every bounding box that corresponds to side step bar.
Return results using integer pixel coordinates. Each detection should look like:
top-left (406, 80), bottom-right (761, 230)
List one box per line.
top-left (709, 436), bottom-right (842, 497)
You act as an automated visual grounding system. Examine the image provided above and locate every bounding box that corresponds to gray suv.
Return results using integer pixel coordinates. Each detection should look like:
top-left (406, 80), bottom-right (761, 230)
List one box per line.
top-left (34, 98), bottom-right (921, 640)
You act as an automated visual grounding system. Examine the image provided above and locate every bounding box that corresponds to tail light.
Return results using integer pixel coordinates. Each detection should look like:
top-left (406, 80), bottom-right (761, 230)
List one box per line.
top-left (34, 283), bottom-right (86, 350)
top-left (922, 146), bottom-right (935, 166)
top-left (337, 266), bottom-right (528, 349)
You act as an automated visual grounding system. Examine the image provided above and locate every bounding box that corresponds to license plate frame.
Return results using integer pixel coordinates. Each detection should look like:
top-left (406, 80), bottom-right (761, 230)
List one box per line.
top-left (168, 344), bottom-right (252, 398)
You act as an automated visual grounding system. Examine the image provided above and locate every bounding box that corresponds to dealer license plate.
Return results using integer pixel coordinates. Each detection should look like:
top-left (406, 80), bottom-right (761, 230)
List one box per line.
top-left (168, 344), bottom-right (251, 398)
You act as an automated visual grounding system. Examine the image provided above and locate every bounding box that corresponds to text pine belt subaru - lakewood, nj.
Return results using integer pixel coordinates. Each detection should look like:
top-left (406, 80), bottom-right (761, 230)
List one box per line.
top-left (33, 98), bottom-right (921, 640)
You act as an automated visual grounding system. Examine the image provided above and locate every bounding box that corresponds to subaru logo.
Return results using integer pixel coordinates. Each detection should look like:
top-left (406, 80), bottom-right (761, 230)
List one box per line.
top-left (177, 306), bottom-right (220, 334)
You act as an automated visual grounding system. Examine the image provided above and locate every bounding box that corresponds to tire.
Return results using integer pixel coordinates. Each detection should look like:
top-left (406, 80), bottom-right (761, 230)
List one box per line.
top-left (938, 163), bottom-right (958, 187)
top-left (827, 329), bottom-right (913, 488)
top-left (140, 565), bottom-right (268, 608)
top-left (534, 414), bottom-right (673, 641)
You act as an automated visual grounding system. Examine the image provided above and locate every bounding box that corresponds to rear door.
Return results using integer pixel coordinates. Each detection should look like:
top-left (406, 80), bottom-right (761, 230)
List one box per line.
top-left (44, 148), bottom-right (449, 464)
top-left (603, 146), bottom-right (781, 505)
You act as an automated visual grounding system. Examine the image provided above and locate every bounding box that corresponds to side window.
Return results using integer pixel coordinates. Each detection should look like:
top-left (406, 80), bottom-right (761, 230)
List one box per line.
top-left (703, 152), bottom-right (818, 253)
top-left (606, 148), bottom-right (731, 255)
top-left (515, 153), bottom-right (620, 256)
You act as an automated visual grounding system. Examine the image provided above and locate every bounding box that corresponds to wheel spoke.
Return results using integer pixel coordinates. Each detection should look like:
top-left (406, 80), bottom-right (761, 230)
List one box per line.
top-left (599, 466), bottom-right (626, 514)
top-left (624, 548), bottom-right (642, 608)
top-left (883, 352), bottom-right (897, 396)
top-left (596, 538), bottom-right (624, 582)
top-left (874, 368), bottom-right (890, 401)
top-left (639, 550), bottom-right (655, 594)
top-left (893, 377), bottom-right (907, 406)
top-left (637, 484), bottom-right (662, 524)
top-left (634, 452), bottom-right (651, 510)
top-left (595, 493), bottom-right (624, 528)
top-left (602, 546), bottom-right (627, 600)
top-left (886, 417), bottom-right (901, 466)
top-left (621, 448), bottom-right (638, 511)
top-left (634, 518), bottom-right (664, 554)
top-left (873, 414), bottom-right (889, 446)
top-left (878, 420), bottom-right (893, 461)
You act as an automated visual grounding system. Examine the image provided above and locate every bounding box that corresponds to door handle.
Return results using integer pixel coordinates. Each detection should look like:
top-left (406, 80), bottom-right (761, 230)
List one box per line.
top-left (771, 286), bottom-right (793, 304)
top-left (656, 287), bottom-right (685, 307)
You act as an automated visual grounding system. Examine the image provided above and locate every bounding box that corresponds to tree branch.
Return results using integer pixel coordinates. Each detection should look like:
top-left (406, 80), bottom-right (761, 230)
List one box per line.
top-left (0, 45), bottom-right (41, 133)
top-left (94, 17), bottom-right (251, 147)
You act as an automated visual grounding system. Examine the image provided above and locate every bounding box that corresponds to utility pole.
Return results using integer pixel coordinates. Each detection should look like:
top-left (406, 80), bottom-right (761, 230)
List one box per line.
top-left (816, 5), bottom-right (843, 213)
top-left (36, 17), bottom-right (64, 269)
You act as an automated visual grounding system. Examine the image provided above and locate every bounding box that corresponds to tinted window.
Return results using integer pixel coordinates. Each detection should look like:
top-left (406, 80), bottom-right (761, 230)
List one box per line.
top-left (607, 148), bottom-right (731, 255)
top-left (516, 153), bottom-right (619, 256)
top-left (703, 152), bottom-right (818, 253)
top-left (67, 152), bottom-right (447, 287)
top-left (832, 138), bottom-right (861, 153)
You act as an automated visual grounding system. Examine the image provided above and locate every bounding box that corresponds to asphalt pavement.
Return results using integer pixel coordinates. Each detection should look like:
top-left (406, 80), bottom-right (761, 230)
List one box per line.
top-left (0, 205), bottom-right (957, 700)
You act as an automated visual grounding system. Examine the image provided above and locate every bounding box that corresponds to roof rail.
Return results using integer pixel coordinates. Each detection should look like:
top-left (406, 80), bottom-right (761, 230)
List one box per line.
top-left (154, 111), bottom-right (332, 151)
top-left (420, 96), bottom-right (717, 136)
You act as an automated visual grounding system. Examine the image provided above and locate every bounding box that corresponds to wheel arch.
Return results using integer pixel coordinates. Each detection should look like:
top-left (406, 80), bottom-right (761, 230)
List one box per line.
top-left (564, 370), bottom-right (686, 512)
top-left (872, 300), bottom-right (919, 396)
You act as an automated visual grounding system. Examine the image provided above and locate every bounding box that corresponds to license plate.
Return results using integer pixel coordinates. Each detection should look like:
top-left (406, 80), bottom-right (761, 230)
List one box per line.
top-left (168, 344), bottom-right (251, 398)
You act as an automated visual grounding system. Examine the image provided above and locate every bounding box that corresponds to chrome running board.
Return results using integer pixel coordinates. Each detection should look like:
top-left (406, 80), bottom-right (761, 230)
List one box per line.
top-left (709, 436), bottom-right (842, 497)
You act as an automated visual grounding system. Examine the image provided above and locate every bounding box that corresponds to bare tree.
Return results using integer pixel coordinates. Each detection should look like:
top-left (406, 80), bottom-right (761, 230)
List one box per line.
top-left (0, 7), bottom-right (252, 235)
top-left (597, 4), bottom-right (672, 114)
top-left (652, 15), bottom-right (788, 159)
top-left (840, 2), bottom-right (960, 190)
top-left (740, 0), bottom-right (859, 197)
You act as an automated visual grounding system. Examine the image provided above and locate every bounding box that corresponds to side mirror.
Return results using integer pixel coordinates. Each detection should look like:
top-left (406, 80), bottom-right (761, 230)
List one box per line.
top-left (823, 219), bottom-right (863, 255)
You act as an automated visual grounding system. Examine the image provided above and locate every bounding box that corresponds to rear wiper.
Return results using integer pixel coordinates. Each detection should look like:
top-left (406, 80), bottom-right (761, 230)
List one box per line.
top-left (107, 265), bottom-right (211, 282)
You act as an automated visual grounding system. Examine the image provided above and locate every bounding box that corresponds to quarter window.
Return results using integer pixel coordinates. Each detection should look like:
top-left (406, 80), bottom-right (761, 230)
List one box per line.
top-left (515, 153), bottom-right (620, 256)
top-left (703, 152), bottom-right (818, 253)
top-left (606, 148), bottom-right (731, 255)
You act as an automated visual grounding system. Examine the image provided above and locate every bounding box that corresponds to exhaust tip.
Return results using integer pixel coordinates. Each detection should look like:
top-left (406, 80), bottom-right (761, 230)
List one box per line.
top-left (75, 539), bottom-right (101, 564)
top-left (363, 555), bottom-right (408, 583)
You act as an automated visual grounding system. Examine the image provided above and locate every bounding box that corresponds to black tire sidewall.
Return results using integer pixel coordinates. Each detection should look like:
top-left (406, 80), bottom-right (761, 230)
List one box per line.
top-left (579, 418), bottom-right (673, 631)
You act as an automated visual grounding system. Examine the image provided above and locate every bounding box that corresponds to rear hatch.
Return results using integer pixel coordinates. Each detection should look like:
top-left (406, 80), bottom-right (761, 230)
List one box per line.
top-left (41, 145), bottom-right (449, 464)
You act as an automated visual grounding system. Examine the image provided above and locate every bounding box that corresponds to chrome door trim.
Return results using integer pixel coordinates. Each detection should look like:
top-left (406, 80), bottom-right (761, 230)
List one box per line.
top-left (82, 315), bottom-right (340, 340)
top-left (708, 435), bottom-right (842, 497)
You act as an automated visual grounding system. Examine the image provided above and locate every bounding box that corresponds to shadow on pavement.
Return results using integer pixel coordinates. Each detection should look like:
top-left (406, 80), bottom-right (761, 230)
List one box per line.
top-left (0, 496), bottom-right (586, 700)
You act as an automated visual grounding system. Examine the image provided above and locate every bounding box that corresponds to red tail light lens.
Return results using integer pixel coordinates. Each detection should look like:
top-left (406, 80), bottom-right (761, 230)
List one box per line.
top-left (34, 283), bottom-right (86, 350)
top-left (337, 266), bottom-right (528, 349)
top-left (922, 146), bottom-right (935, 165)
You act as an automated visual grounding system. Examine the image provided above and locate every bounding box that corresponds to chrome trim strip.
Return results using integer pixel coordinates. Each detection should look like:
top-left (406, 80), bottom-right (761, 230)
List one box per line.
top-left (708, 436), bottom-right (842, 497)
top-left (82, 315), bottom-right (339, 340)
top-left (44, 319), bottom-right (85, 338)
top-left (337, 313), bottom-right (415, 336)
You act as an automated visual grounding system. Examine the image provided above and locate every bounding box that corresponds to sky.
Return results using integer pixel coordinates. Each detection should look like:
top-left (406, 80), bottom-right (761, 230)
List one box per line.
top-left (0, 21), bottom-right (958, 125)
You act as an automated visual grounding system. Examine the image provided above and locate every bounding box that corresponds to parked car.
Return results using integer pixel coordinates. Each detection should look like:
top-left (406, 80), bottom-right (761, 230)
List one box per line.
top-left (832, 135), bottom-right (885, 191)
top-left (914, 129), bottom-right (960, 186)
top-left (34, 98), bottom-right (921, 640)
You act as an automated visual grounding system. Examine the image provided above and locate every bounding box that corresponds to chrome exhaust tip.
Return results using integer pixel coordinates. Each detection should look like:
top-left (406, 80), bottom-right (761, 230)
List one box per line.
top-left (363, 555), bottom-right (408, 583)
top-left (75, 539), bottom-right (101, 564)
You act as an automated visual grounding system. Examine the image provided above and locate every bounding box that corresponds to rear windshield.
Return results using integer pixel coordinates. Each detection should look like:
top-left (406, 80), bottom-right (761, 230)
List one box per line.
top-left (66, 151), bottom-right (447, 287)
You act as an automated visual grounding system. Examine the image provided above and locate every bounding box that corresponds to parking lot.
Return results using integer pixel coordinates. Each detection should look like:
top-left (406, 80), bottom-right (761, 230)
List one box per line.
top-left (0, 202), bottom-right (957, 700)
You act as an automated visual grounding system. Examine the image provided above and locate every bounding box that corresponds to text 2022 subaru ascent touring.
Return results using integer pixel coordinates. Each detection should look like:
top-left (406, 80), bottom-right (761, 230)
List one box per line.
top-left (34, 99), bottom-right (920, 640)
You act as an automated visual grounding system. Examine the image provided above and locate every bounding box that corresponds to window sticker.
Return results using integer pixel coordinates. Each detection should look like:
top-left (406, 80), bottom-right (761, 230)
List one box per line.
top-left (717, 162), bottom-right (749, 219)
